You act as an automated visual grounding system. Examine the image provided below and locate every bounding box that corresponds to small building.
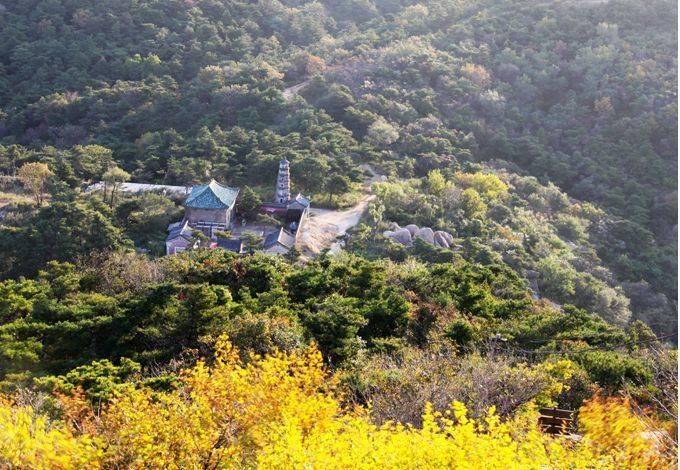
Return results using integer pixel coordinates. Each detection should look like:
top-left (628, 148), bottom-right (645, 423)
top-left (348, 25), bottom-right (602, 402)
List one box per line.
top-left (285, 194), bottom-right (311, 231)
top-left (214, 237), bottom-right (245, 254)
top-left (165, 220), bottom-right (197, 255)
top-left (184, 179), bottom-right (239, 235)
top-left (262, 227), bottom-right (296, 254)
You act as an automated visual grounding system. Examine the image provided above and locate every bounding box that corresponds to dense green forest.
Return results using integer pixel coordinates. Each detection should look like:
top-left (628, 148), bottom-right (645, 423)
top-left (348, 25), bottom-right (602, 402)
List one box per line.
top-left (0, 0), bottom-right (676, 448)
top-left (0, 250), bottom-right (674, 418)
top-left (0, 0), bottom-right (676, 333)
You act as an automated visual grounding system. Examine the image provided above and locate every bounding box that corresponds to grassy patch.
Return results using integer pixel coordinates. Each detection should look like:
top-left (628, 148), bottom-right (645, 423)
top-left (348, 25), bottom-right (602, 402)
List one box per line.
top-left (312, 185), bottom-right (363, 210)
top-left (0, 191), bottom-right (34, 208)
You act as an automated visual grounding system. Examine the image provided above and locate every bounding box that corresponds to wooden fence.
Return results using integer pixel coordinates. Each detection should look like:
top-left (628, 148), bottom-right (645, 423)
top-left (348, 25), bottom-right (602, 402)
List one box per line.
top-left (538, 408), bottom-right (576, 435)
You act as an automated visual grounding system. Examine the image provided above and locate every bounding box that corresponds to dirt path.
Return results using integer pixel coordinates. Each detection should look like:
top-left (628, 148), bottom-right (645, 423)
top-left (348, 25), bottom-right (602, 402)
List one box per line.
top-left (282, 80), bottom-right (310, 102)
top-left (281, 61), bottom-right (356, 103)
top-left (297, 165), bottom-right (384, 257)
top-left (298, 194), bottom-right (375, 256)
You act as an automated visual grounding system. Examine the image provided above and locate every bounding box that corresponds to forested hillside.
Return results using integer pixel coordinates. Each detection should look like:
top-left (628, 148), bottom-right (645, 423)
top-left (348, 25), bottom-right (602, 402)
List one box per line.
top-left (0, 0), bottom-right (675, 333)
top-left (0, 0), bottom-right (676, 467)
top-left (0, 251), bottom-right (677, 466)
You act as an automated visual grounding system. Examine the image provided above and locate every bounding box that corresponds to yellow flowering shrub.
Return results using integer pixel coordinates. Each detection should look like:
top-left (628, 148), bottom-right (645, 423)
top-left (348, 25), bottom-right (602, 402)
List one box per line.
top-left (533, 358), bottom-right (578, 407)
top-left (0, 397), bottom-right (103, 469)
top-left (101, 336), bottom-right (339, 467)
top-left (257, 402), bottom-right (594, 470)
top-left (578, 397), bottom-right (677, 469)
top-left (0, 338), bottom-right (675, 469)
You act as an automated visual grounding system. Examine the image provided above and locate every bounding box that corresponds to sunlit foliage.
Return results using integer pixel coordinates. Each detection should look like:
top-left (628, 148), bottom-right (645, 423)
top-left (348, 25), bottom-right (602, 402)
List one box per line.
top-left (0, 339), bottom-right (674, 469)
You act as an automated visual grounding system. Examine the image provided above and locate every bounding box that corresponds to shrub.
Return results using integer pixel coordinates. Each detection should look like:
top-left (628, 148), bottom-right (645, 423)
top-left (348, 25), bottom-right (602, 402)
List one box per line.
top-left (1, 339), bottom-right (673, 469)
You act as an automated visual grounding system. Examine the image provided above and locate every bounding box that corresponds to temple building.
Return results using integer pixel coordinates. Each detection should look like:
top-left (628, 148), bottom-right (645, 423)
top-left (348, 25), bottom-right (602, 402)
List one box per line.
top-left (166, 180), bottom-right (239, 254)
top-left (165, 219), bottom-right (197, 255)
top-left (183, 179), bottom-right (239, 233)
top-left (262, 227), bottom-right (297, 254)
top-left (166, 160), bottom-right (308, 256)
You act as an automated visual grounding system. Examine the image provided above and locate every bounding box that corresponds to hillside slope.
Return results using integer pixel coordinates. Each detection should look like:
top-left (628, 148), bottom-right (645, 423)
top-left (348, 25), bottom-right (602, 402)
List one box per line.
top-left (0, 0), bottom-right (675, 337)
top-left (0, 2), bottom-right (677, 464)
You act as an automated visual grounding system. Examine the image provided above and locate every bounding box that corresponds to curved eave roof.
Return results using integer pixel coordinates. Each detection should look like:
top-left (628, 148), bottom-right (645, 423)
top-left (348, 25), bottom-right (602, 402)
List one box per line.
top-left (291, 193), bottom-right (310, 208)
top-left (167, 220), bottom-right (192, 241)
top-left (185, 180), bottom-right (239, 209)
top-left (263, 227), bottom-right (296, 249)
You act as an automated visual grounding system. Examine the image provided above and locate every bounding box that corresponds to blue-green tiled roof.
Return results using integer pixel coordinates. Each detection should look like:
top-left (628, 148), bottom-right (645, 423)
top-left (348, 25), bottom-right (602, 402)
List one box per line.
top-left (185, 180), bottom-right (239, 209)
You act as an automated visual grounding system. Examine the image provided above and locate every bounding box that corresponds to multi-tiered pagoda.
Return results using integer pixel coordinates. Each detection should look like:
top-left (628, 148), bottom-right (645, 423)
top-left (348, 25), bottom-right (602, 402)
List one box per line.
top-left (261, 159), bottom-right (310, 222)
top-left (275, 158), bottom-right (291, 203)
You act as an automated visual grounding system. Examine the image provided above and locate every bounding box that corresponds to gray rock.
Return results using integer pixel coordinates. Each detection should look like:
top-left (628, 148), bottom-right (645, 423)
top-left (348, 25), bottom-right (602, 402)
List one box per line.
top-left (389, 222), bottom-right (401, 231)
top-left (383, 230), bottom-right (395, 238)
top-left (415, 227), bottom-right (435, 244)
top-left (393, 228), bottom-right (413, 245)
top-left (441, 231), bottom-right (454, 244)
top-left (433, 232), bottom-right (450, 248)
top-left (525, 270), bottom-right (539, 279)
top-left (434, 230), bottom-right (453, 244)
top-left (405, 224), bottom-right (419, 236)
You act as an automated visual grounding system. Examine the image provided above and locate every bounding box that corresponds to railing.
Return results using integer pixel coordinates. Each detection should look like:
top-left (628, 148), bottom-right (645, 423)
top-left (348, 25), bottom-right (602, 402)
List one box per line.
top-left (189, 221), bottom-right (229, 238)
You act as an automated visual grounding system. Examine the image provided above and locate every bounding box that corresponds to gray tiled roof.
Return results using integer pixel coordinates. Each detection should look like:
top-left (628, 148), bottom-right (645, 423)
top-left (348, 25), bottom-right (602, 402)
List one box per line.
top-left (263, 227), bottom-right (296, 249)
top-left (216, 238), bottom-right (244, 253)
top-left (167, 220), bottom-right (193, 241)
top-left (291, 193), bottom-right (310, 208)
top-left (185, 180), bottom-right (239, 209)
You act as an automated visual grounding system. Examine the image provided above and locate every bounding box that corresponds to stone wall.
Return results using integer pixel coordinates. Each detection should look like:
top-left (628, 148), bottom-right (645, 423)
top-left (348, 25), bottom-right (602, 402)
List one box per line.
top-left (166, 237), bottom-right (192, 255)
top-left (291, 206), bottom-right (309, 244)
top-left (186, 206), bottom-right (232, 225)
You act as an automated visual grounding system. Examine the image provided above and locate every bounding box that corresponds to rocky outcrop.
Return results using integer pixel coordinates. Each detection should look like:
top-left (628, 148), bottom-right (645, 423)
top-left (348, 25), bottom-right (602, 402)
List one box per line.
top-left (438, 231), bottom-right (453, 245)
top-left (405, 224), bottom-right (419, 236)
top-left (433, 231), bottom-right (450, 248)
top-left (415, 227), bottom-right (434, 244)
top-left (384, 223), bottom-right (453, 249)
top-left (525, 270), bottom-right (539, 279)
top-left (393, 228), bottom-right (413, 245)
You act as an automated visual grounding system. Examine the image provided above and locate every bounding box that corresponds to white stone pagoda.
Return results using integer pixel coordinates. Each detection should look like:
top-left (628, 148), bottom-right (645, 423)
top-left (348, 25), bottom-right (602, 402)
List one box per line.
top-left (275, 158), bottom-right (291, 203)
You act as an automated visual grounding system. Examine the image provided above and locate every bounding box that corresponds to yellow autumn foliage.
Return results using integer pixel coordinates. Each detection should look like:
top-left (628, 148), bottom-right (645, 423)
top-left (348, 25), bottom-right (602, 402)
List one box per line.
top-left (0, 338), bottom-right (675, 469)
top-left (102, 336), bottom-right (338, 467)
top-left (578, 397), bottom-right (675, 469)
top-left (0, 397), bottom-right (103, 469)
top-left (454, 172), bottom-right (509, 201)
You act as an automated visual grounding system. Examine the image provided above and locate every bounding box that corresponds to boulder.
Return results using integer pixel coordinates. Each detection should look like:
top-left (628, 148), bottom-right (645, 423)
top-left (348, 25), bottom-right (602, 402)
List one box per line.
top-left (441, 231), bottom-right (454, 244)
top-left (525, 270), bottom-right (540, 279)
top-left (434, 230), bottom-right (452, 243)
top-left (405, 224), bottom-right (419, 236)
top-left (433, 231), bottom-right (450, 248)
top-left (389, 222), bottom-right (401, 231)
top-left (415, 227), bottom-right (435, 244)
top-left (383, 230), bottom-right (395, 238)
top-left (393, 228), bottom-right (413, 245)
